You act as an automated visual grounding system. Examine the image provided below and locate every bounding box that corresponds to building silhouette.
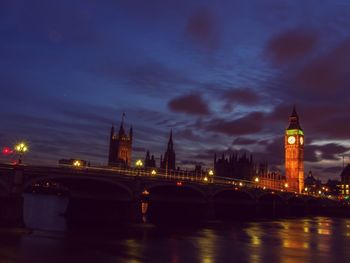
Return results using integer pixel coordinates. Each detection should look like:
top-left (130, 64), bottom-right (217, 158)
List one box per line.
top-left (214, 152), bottom-right (257, 180)
top-left (285, 106), bottom-right (304, 193)
top-left (108, 115), bottom-right (133, 167)
top-left (144, 150), bottom-right (156, 168)
top-left (160, 130), bottom-right (176, 171)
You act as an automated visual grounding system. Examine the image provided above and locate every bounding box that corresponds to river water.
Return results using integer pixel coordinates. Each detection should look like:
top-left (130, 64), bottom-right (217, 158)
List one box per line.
top-left (0, 194), bottom-right (350, 263)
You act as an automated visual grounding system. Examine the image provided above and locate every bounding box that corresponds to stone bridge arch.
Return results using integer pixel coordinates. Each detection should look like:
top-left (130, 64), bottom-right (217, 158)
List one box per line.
top-left (141, 181), bottom-right (208, 224)
top-left (257, 192), bottom-right (286, 217)
top-left (212, 188), bottom-right (256, 220)
top-left (212, 188), bottom-right (255, 200)
top-left (143, 181), bottom-right (207, 200)
top-left (22, 174), bottom-right (140, 227)
top-left (0, 179), bottom-right (10, 195)
top-left (22, 174), bottom-right (134, 201)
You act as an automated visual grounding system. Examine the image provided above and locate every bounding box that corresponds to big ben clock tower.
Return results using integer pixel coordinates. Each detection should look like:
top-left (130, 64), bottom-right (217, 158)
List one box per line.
top-left (285, 106), bottom-right (304, 193)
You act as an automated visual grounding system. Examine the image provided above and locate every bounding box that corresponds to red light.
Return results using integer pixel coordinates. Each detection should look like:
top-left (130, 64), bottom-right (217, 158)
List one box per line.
top-left (2, 147), bottom-right (13, 155)
top-left (176, 182), bottom-right (183, 186)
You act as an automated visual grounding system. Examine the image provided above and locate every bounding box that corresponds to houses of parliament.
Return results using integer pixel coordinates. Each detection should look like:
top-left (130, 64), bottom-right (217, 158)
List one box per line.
top-left (108, 107), bottom-right (305, 193)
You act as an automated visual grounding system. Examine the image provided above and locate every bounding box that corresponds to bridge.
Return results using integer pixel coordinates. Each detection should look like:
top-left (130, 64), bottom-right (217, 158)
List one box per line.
top-left (0, 163), bottom-right (344, 228)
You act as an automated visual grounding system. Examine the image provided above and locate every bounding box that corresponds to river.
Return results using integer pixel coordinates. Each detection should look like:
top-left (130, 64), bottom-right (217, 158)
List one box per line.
top-left (0, 193), bottom-right (350, 263)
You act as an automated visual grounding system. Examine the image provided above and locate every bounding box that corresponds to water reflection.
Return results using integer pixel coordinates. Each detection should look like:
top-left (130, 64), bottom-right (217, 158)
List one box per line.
top-left (0, 194), bottom-right (350, 262)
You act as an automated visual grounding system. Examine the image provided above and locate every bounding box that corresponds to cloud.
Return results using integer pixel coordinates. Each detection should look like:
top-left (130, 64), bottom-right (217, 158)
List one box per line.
top-left (295, 39), bottom-right (350, 97)
top-left (1, 0), bottom-right (101, 46)
top-left (221, 88), bottom-right (261, 105)
top-left (266, 29), bottom-right (319, 64)
top-left (185, 7), bottom-right (219, 51)
top-left (316, 143), bottom-right (348, 160)
top-left (322, 166), bottom-right (343, 174)
top-left (232, 137), bottom-right (257, 145)
top-left (168, 93), bottom-right (211, 115)
top-left (218, 88), bottom-right (262, 111)
top-left (95, 61), bottom-right (195, 95)
top-left (204, 112), bottom-right (264, 136)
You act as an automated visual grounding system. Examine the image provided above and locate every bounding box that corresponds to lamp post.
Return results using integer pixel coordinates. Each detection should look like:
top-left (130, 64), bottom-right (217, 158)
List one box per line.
top-left (14, 142), bottom-right (28, 164)
top-left (136, 159), bottom-right (143, 176)
top-left (208, 169), bottom-right (214, 183)
top-left (254, 177), bottom-right (259, 188)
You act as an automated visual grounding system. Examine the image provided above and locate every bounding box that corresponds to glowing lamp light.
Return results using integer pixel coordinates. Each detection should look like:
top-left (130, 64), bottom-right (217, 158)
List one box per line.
top-left (239, 182), bottom-right (243, 187)
top-left (318, 190), bottom-right (322, 195)
top-left (203, 176), bottom-right (208, 182)
top-left (304, 187), bottom-right (308, 192)
top-left (176, 181), bottom-right (183, 186)
top-left (136, 159), bottom-right (143, 168)
top-left (254, 177), bottom-right (259, 183)
top-left (151, 169), bottom-right (157, 176)
top-left (208, 169), bottom-right (214, 176)
top-left (142, 189), bottom-right (150, 195)
top-left (73, 160), bottom-right (81, 167)
top-left (15, 142), bottom-right (28, 153)
top-left (284, 183), bottom-right (289, 188)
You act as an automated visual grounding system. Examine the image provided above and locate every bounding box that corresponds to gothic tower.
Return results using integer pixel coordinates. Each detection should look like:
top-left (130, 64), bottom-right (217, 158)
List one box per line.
top-left (108, 114), bottom-right (133, 167)
top-left (285, 106), bottom-right (304, 193)
top-left (160, 130), bottom-right (176, 171)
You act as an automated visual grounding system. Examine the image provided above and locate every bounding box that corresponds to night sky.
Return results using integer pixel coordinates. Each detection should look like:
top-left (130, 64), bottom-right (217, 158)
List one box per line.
top-left (1, 0), bottom-right (350, 181)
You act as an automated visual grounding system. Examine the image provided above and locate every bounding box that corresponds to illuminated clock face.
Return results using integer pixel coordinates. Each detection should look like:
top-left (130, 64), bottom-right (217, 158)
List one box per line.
top-left (300, 137), bottom-right (304, 145)
top-left (288, 136), bottom-right (296, 144)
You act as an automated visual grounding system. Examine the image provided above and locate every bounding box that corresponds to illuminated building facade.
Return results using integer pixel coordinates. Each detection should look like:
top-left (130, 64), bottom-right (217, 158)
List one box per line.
top-left (160, 130), bottom-right (176, 171)
top-left (108, 116), bottom-right (133, 167)
top-left (285, 106), bottom-right (304, 193)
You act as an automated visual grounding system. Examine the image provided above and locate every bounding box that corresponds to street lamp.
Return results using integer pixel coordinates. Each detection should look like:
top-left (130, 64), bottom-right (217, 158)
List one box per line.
top-left (14, 142), bottom-right (28, 164)
top-left (73, 160), bottom-right (81, 167)
top-left (136, 159), bottom-right (143, 176)
top-left (208, 169), bottom-right (214, 183)
top-left (151, 169), bottom-right (157, 176)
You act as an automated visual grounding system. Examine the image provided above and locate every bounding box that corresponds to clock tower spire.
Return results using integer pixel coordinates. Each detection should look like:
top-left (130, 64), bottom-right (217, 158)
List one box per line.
top-left (285, 106), bottom-right (304, 193)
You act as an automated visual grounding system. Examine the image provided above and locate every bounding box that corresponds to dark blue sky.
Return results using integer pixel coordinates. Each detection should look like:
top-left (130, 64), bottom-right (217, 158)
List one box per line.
top-left (1, 0), bottom-right (350, 180)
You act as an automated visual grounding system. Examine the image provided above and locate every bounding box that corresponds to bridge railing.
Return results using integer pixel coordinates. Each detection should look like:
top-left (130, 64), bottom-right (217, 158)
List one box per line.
top-left (62, 164), bottom-right (259, 188)
top-left (1, 163), bottom-right (278, 191)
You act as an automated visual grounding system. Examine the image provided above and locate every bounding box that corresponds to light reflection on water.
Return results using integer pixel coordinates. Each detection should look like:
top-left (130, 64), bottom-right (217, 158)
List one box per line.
top-left (0, 194), bottom-right (350, 263)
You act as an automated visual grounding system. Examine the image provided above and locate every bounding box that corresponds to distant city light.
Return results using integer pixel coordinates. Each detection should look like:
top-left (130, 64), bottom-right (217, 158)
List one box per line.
top-left (254, 177), bottom-right (259, 183)
top-left (284, 183), bottom-right (289, 188)
top-left (176, 181), bottom-right (183, 186)
top-left (239, 182), bottom-right (243, 186)
top-left (208, 169), bottom-right (214, 176)
top-left (151, 169), bottom-right (157, 176)
top-left (203, 176), bottom-right (208, 182)
top-left (142, 189), bottom-right (149, 195)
